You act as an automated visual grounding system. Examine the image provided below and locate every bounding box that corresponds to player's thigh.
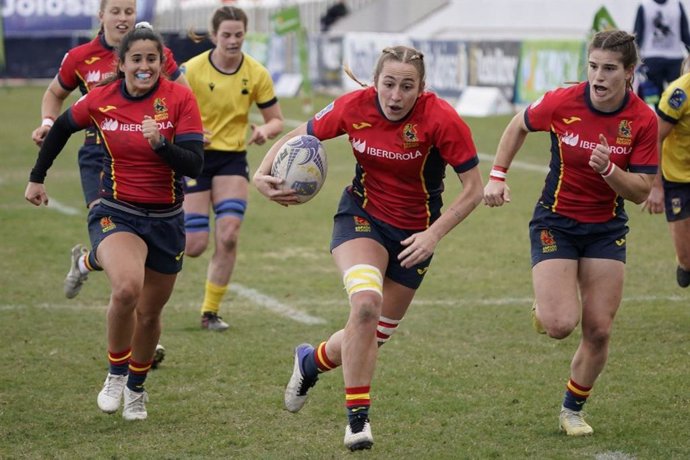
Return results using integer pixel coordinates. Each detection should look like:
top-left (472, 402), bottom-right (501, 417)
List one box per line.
top-left (669, 218), bottom-right (690, 263)
top-left (183, 189), bottom-right (212, 215)
top-left (98, 231), bottom-right (148, 293)
top-left (577, 257), bottom-right (624, 334)
top-left (138, 268), bottom-right (177, 314)
top-left (211, 175), bottom-right (249, 203)
top-left (381, 277), bottom-right (416, 321)
top-left (332, 237), bottom-right (389, 275)
top-left (532, 258), bottom-right (580, 320)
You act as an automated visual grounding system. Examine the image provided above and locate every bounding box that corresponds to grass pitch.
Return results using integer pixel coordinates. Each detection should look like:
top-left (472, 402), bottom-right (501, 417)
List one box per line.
top-left (0, 85), bottom-right (688, 459)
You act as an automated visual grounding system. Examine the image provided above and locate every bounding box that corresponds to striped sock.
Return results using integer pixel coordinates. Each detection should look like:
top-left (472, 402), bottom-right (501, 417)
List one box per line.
top-left (127, 359), bottom-right (152, 392)
top-left (85, 250), bottom-right (102, 271)
top-left (346, 385), bottom-right (371, 427)
top-left (301, 341), bottom-right (338, 380)
top-left (376, 316), bottom-right (400, 344)
top-left (563, 378), bottom-right (592, 412)
top-left (314, 341), bottom-right (338, 372)
top-left (107, 348), bottom-right (131, 375)
top-left (201, 280), bottom-right (228, 315)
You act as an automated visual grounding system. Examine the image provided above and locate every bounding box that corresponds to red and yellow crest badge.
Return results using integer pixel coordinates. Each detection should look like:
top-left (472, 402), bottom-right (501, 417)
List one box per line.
top-left (402, 123), bottom-right (419, 149)
top-left (153, 97), bottom-right (169, 122)
top-left (616, 120), bottom-right (632, 146)
top-left (540, 229), bottom-right (557, 253)
top-left (354, 216), bottom-right (371, 232)
top-left (100, 216), bottom-right (116, 233)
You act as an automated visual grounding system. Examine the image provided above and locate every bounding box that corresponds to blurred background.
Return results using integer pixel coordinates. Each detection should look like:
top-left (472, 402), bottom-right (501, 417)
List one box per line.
top-left (2, 0), bottom-right (688, 109)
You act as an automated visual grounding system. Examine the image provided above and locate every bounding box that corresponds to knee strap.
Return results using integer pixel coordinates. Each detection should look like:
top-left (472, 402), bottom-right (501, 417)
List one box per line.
top-left (184, 213), bottom-right (210, 233)
top-left (343, 264), bottom-right (383, 300)
top-left (214, 198), bottom-right (247, 220)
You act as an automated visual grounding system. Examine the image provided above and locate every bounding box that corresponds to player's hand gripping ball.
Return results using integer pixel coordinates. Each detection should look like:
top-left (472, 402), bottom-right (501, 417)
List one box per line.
top-left (271, 134), bottom-right (327, 204)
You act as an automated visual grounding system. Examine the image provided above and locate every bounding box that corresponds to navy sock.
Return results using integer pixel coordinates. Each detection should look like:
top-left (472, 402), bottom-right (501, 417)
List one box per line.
top-left (301, 348), bottom-right (319, 379)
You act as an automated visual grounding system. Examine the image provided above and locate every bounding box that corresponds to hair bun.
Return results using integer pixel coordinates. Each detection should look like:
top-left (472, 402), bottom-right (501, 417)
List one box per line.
top-left (135, 21), bottom-right (153, 30)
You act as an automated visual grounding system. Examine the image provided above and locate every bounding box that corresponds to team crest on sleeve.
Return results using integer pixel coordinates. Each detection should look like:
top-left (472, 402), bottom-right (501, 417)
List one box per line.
top-left (402, 123), bottom-right (419, 149)
top-left (669, 88), bottom-right (687, 110)
top-left (616, 120), bottom-right (632, 146)
top-left (154, 98), bottom-right (169, 122)
top-left (315, 101), bottom-right (335, 120)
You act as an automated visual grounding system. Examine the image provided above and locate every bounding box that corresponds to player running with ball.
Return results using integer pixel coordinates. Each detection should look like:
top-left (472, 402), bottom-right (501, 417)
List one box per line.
top-left (254, 45), bottom-right (483, 451)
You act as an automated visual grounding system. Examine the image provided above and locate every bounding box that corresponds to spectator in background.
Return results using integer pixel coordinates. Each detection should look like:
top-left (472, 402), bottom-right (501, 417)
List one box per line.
top-left (642, 55), bottom-right (690, 287)
top-left (321, 0), bottom-right (349, 32)
top-left (634, 0), bottom-right (690, 105)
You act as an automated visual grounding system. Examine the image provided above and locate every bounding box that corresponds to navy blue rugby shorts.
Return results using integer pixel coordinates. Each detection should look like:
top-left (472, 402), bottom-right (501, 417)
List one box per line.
top-left (528, 203), bottom-right (628, 266)
top-left (330, 188), bottom-right (433, 289)
top-left (184, 150), bottom-right (249, 193)
top-left (662, 177), bottom-right (690, 222)
top-left (88, 200), bottom-right (185, 274)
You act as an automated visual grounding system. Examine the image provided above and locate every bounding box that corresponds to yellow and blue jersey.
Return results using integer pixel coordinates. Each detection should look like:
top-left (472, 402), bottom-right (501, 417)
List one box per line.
top-left (181, 50), bottom-right (278, 152)
top-left (657, 72), bottom-right (690, 183)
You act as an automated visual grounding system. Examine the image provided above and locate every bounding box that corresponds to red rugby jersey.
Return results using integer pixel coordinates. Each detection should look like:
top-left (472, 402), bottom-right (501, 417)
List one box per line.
top-left (58, 33), bottom-right (181, 94)
top-left (308, 87), bottom-right (479, 230)
top-left (68, 78), bottom-right (203, 205)
top-left (525, 82), bottom-right (658, 223)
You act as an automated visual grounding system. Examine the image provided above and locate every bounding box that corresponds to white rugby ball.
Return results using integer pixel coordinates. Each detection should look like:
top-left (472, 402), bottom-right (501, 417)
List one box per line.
top-left (271, 134), bottom-right (327, 204)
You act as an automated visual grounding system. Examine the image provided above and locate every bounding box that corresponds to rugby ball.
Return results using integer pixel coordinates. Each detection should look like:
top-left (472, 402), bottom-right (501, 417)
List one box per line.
top-left (271, 134), bottom-right (327, 204)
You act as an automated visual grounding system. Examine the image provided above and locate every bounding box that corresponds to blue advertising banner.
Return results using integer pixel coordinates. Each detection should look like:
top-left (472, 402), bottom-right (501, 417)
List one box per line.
top-left (412, 39), bottom-right (467, 99)
top-left (2, 0), bottom-right (155, 37)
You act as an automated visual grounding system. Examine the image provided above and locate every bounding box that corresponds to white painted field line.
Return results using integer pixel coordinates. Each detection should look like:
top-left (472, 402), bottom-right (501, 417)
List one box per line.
top-left (232, 283), bottom-right (327, 325)
top-left (46, 197), bottom-right (81, 216)
top-left (3, 294), bottom-right (683, 316)
top-left (0, 284), bottom-right (327, 325)
top-left (292, 294), bottom-right (688, 308)
top-left (594, 451), bottom-right (637, 460)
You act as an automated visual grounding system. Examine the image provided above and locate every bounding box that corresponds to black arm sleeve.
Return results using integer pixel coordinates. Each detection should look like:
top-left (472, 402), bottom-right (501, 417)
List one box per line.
top-left (153, 138), bottom-right (204, 178)
top-left (29, 111), bottom-right (79, 183)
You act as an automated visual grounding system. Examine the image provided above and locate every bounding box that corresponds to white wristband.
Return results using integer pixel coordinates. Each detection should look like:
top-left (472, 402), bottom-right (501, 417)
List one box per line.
top-left (41, 118), bottom-right (55, 128)
top-left (601, 162), bottom-right (616, 178)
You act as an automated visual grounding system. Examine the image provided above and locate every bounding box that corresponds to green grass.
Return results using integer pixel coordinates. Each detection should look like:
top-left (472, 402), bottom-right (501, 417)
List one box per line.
top-left (1, 85), bottom-right (689, 459)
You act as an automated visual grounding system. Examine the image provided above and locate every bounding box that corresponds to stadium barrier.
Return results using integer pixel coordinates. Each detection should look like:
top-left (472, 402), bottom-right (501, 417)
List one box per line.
top-left (1, 31), bottom-right (586, 109)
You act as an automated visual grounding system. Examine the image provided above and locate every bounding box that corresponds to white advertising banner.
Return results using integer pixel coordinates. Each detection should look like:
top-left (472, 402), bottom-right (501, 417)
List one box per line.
top-left (341, 32), bottom-right (412, 92)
